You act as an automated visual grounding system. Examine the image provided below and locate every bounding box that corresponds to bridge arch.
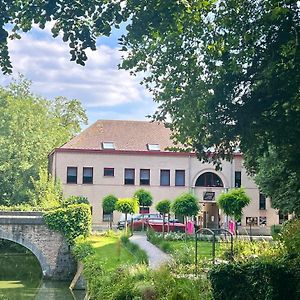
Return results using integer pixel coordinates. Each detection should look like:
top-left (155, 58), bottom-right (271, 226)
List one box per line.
top-left (0, 227), bottom-right (50, 277)
top-left (0, 212), bottom-right (76, 280)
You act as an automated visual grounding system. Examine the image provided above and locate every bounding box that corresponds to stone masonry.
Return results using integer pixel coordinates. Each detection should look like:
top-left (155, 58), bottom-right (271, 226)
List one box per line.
top-left (0, 211), bottom-right (76, 280)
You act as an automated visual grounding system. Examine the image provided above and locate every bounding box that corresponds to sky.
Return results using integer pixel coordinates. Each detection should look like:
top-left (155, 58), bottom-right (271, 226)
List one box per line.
top-left (0, 24), bottom-right (157, 126)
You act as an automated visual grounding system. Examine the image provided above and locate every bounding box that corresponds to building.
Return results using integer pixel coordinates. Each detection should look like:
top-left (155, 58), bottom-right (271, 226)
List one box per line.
top-left (49, 120), bottom-right (282, 232)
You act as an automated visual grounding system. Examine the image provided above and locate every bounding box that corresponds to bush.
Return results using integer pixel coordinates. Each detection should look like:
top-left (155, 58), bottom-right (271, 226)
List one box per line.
top-left (220, 239), bottom-right (286, 262)
top-left (43, 204), bottom-right (92, 244)
top-left (271, 224), bottom-right (282, 239)
top-left (209, 258), bottom-right (300, 300)
top-left (72, 236), bottom-right (95, 261)
top-left (61, 195), bottom-right (89, 207)
top-left (280, 218), bottom-right (300, 258)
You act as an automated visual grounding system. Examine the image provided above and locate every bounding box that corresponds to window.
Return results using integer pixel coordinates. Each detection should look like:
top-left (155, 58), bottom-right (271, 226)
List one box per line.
top-left (235, 171), bottom-right (241, 187)
top-left (259, 193), bottom-right (266, 210)
top-left (102, 142), bottom-right (115, 150)
top-left (103, 212), bottom-right (113, 222)
top-left (67, 167), bottom-right (77, 184)
top-left (259, 216), bottom-right (267, 226)
top-left (83, 167), bottom-right (93, 184)
top-left (160, 169), bottom-right (170, 186)
top-left (124, 168), bottom-right (135, 185)
top-left (195, 172), bottom-right (224, 187)
top-left (279, 211), bottom-right (289, 224)
top-left (140, 169), bottom-right (150, 185)
top-left (175, 170), bottom-right (185, 186)
top-left (147, 144), bottom-right (160, 151)
top-left (104, 168), bottom-right (114, 177)
top-left (246, 217), bottom-right (258, 226)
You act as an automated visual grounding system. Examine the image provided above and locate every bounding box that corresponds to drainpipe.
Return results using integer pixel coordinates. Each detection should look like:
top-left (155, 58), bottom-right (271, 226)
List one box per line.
top-left (188, 154), bottom-right (192, 193)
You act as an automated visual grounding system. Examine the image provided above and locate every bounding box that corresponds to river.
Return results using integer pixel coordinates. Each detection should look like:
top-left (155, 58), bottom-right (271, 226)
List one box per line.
top-left (0, 240), bottom-right (85, 300)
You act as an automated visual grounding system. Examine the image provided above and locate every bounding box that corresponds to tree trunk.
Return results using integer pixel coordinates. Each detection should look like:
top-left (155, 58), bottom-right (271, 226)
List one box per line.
top-left (185, 215), bottom-right (187, 240)
top-left (125, 212), bottom-right (128, 235)
top-left (109, 213), bottom-right (112, 230)
top-left (167, 213), bottom-right (170, 233)
top-left (162, 213), bottom-right (165, 239)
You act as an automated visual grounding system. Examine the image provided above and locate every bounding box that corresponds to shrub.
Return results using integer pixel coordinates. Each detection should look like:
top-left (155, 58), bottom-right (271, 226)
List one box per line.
top-left (72, 236), bottom-right (95, 261)
top-left (280, 218), bottom-right (300, 258)
top-left (271, 224), bottom-right (282, 239)
top-left (209, 258), bottom-right (300, 300)
top-left (61, 195), bottom-right (89, 207)
top-left (220, 239), bottom-right (286, 262)
top-left (43, 204), bottom-right (92, 244)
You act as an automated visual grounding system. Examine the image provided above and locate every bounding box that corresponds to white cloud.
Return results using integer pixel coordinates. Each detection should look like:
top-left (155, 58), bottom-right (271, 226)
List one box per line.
top-left (1, 28), bottom-right (154, 113)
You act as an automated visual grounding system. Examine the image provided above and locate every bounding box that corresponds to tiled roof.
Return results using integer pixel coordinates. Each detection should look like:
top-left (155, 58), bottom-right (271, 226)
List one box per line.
top-left (61, 120), bottom-right (175, 152)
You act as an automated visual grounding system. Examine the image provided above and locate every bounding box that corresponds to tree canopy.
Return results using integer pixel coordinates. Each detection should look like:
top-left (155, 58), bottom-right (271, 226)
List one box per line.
top-left (133, 189), bottom-right (153, 208)
top-left (255, 150), bottom-right (300, 217)
top-left (0, 77), bottom-right (87, 205)
top-left (155, 199), bottom-right (171, 215)
top-left (172, 193), bottom-right (199, 218)
top-left (217, 188), bottom-right (251, 221)
top-left (1, 1), bottom-right (299, 211)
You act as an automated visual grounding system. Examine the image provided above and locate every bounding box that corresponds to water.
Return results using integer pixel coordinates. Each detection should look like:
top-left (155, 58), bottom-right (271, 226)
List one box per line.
top-left (0, 243), bottom-right (85, 300)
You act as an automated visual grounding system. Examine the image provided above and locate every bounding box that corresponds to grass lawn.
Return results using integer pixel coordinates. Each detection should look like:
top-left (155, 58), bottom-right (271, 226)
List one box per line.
top-left (87, 235), bottom-right (135, 270)
top-left (167, 240), bottom-right (221, 258)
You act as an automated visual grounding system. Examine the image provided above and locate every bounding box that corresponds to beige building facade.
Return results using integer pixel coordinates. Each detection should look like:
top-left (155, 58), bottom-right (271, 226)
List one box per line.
top-left (49, 120), bottom-right (283, 232)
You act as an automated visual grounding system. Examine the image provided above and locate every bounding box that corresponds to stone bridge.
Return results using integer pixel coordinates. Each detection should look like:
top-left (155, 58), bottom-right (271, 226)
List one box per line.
top-left (0, 211), bottom-right (76, 280)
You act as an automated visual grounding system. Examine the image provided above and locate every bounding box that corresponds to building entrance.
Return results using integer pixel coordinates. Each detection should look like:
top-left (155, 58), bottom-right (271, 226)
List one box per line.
top-left (200, 202), bottom-right (219, 229)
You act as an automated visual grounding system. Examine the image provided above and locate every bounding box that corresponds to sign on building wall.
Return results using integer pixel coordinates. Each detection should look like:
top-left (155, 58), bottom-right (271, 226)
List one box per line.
top-left (203, 191), bottom-right (215, 201)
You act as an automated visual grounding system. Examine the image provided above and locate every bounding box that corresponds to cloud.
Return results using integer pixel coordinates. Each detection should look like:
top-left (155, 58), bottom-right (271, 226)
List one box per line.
top-left (0, 27), bottom-right (156, 123)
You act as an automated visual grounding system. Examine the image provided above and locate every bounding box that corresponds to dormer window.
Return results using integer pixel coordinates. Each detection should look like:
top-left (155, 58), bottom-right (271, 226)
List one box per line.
top-left (147, 144), bottom-right (160, 151)
top-left (102, 142), bottom-right (115, 150)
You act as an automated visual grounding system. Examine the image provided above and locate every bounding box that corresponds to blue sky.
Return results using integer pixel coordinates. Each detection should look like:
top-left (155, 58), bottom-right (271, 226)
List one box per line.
top-left (0, 24), bottom-right (157, 125)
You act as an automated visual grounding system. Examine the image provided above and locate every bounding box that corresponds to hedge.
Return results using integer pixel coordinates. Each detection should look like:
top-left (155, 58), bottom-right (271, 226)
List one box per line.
top-left (43, 204), bottom-right (91, 244)
top-left (209, 259), bottom-right (300, 300)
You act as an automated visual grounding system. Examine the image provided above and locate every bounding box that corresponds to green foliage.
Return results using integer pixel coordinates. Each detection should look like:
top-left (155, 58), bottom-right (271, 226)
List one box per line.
top-left (115, 198), bottom-right (138, 215)
top-left (155, 199), bottom-right (171, 214)
top-left (28, 168), bottom-right (62, 209)
top-left (120, 235), bottom-right (148, 264)
top-left (133, 189), bottom-right (153, 207)
top-left (280, 219), bottom-right (300, 258)
top-left (217, 188), bottom-right (251, 221)
top-left (255, 150), bottom-right (300, 216)
top-left (209, 259), bottom-right (300, 300)
top-left (72, 236), bottom-right (95, 261)
top-left (61, 195), bottom-right (89, 207)
top-left (271, 225), bottom-right (282, 239)
top-left (1, 1), bottom-right (299, 213)
top-left (172, 193), bottom-right (199, 217)
top-left (0, 204), bottom-right (42, 211)
top-left (83, 258), bottom-right (212, 300)
top-left (0, 76), bottom-right (87, 205)
top-left (102, 194), bottom-right (118, 213)
top-left (221, 240), bottom-right (286, 262)
top-left (43, 204), bottom-right (91, 244)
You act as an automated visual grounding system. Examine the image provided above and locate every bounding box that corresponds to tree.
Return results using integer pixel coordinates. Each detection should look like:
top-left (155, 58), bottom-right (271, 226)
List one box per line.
top-left (0, 76), bottom-right (87, 205)
top-left (155, 199), bottom-right (171, 238)
top-left (102, 194), bottom-right (118, 229)
top-left (255, 150), bottom-right (300, 217)
top-left (1, 1), bottom-right (299, 211)
top-left (172, 193), bottom-right (199, 236)
top-left (115, 198), bottom-right (138, 233)
top-left (29, 168), bottom-right (62, 209)
top-left (217, 188), bottom-right (251, 223)
top-left (133, 189), bottom-right (153, 212)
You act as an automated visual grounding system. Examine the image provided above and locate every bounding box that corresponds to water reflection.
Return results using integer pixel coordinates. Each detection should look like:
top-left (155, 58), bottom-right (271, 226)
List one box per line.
top-left (0, 240), bottom-right (85, 300)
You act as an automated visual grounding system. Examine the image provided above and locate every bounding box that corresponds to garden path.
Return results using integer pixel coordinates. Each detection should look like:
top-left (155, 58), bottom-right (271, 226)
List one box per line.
top-left (129, 233), bottom-right (172, 269)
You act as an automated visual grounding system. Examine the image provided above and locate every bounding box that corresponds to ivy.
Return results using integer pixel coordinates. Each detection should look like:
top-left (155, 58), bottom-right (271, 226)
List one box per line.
top-left (43, 204), bottom-right (91, 244)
